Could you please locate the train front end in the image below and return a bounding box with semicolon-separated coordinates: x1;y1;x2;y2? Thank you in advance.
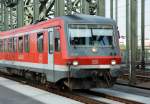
61;15;122;89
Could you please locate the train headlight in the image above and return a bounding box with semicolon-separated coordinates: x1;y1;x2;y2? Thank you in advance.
111;60;116;65
73;61;79;66
92;47;97;53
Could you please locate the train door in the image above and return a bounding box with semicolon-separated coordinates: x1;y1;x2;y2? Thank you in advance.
48;28;55;81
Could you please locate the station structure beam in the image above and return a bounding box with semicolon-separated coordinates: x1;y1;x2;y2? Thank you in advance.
96;0;105;16
4;5;9;30
110;0;113;19
141;0;145;70
24;0;33;24
9;8;13;29
17;0;24;27
33;0;39;21
115;0;118;24
39;0;49;19
81;0;90;14
129;0;138;85
0;2;4;30
126;0;129;67
54;0;65;16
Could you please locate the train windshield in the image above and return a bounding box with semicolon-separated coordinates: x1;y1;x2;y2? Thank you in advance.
69;24;113;47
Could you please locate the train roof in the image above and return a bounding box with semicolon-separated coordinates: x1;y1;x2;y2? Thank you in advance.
0;14;116;36
59;14;116;25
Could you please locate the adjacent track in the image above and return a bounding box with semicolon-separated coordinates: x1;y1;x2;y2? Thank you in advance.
75;90;143;104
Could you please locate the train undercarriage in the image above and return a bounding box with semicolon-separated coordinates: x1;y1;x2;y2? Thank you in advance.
0;67;120;90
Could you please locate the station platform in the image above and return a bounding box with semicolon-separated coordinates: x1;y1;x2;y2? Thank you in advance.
0;77;82;104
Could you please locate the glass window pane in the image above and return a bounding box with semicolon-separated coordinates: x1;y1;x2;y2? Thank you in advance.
8;38;13;52
54;29;60;52
13;37;17;52
37;33;43;53
4;39;7;52
24;35;30;52
0;40;3;52
18;37;23;53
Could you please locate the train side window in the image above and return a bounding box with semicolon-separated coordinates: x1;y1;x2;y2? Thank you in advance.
13;37;17;52
54;29;60;52
8;38;13;52
0;40;3;52
24;35;30;52
18;37;23;53
37;32;43;53
48;28;54;53
4;39;7;52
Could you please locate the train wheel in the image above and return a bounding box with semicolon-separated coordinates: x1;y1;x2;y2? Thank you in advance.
40;74;47;84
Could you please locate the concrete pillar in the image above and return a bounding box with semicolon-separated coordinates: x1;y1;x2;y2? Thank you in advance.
129;0;137;85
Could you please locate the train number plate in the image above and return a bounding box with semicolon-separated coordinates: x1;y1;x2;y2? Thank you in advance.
92;60;99;64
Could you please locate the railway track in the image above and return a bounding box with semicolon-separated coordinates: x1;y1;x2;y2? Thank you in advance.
75;90;143;104
117;73;150;90
116;82;150;90
122;74;150;81
0;72;144;104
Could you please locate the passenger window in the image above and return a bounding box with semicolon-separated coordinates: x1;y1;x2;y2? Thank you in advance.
8;38;13;52
37;32;43;53
0;40;3;52
4;39;7;52
18;37;23;53
48;28;54;53
13;37;17;52
24;35;30;52
54;29;60;52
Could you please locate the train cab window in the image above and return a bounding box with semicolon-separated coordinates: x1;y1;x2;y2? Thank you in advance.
69;24;113;47
37;32;43;53
54;29;60;52
13;37;17;52
18;37;23;53
8;38;13;52
4;39;8;52
0;40;3;52
24;35;30;52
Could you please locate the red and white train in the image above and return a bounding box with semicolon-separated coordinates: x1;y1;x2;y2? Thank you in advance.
0;14;121;89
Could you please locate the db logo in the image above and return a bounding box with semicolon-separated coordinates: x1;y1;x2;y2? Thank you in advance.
39;54;43;63
18;55;24;60
92;60;99;64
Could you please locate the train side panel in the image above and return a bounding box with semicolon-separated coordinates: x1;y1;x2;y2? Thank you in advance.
0;19;67;82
